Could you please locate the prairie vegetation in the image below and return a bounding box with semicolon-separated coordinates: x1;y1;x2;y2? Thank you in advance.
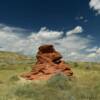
0;51;100;100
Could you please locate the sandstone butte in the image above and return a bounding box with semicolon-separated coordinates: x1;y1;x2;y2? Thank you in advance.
21;44;73;80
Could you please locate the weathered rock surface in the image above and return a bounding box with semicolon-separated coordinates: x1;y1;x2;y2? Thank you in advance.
22;44;73;80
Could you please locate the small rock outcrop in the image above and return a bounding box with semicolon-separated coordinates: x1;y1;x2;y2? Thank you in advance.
22;44;73;80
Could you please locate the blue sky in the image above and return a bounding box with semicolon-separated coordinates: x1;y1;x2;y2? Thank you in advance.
0;0;100;62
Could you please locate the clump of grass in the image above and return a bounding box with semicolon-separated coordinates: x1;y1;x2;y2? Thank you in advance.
14;83;36;98
5;74;73;100
47;73;72;90
0;80;3;84
2;72;100;100
9;75;20;82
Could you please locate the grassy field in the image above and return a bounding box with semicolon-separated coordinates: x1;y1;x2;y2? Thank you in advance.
0;51;100;100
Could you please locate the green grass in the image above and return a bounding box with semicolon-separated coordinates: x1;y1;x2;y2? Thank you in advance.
0;51;100;100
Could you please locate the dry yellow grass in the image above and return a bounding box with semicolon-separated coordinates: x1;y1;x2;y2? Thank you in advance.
0;51;100;100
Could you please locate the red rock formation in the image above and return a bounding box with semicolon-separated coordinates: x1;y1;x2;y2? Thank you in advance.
22;44;73;80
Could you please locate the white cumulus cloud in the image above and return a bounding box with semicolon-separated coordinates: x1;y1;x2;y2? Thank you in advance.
89;0;100;14
96;48;100;54
87;53;97;58
86;46;98;52
66;26;83;36
29;27;63;40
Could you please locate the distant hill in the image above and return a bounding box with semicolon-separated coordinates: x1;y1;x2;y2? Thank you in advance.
0;51;35;70
0;51;32;60
0;51;100;70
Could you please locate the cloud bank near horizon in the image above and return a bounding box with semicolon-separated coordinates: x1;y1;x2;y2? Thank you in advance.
0;24;100;62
